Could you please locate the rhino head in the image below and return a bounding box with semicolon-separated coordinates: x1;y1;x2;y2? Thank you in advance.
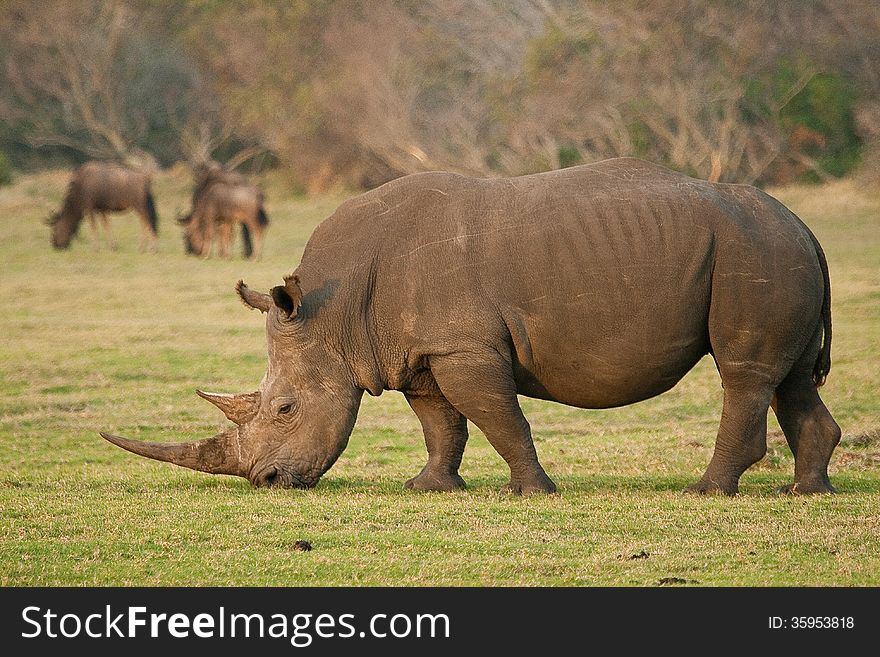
101;275;363;488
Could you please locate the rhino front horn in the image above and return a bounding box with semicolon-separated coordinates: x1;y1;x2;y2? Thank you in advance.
99;429;245;477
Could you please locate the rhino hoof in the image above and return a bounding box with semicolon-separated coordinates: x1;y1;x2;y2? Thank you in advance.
778;480;835;495
684;479;738;496
500;474;557;496
404;470;467;492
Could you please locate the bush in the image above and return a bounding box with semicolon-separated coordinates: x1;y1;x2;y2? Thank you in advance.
557;145;582;169
782;73;862;180
0;150;12;186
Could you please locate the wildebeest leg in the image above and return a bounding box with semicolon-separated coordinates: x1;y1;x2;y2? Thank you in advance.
253;226;265;260
219;222;233;259
686;383;774;495
101;212;117;251
137;214;146;252
87;211;100;249
429;353;556;495
202;220;214;258
404;393;468;491
137;211;157;253
772;361;840;495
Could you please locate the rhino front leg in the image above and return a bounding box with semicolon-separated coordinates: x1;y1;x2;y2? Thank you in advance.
429;352;557;495
404;393;468;492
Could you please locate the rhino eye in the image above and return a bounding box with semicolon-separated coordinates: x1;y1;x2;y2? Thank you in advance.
278;403;294;415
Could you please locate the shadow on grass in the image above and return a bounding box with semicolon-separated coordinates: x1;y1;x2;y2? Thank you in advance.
272;473;868;497
74;470;880;497
314;473;880;496
550;473;880;496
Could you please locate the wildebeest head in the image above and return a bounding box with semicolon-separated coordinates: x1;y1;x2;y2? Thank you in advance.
47;210;76;249
177;211;200;255
100;275;363;488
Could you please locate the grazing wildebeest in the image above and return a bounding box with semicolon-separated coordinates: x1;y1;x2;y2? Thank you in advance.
48;161;159;252
102;158;840;496
180;164;269;259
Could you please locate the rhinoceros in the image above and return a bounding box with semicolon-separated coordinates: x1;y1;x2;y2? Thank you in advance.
101;158;840;495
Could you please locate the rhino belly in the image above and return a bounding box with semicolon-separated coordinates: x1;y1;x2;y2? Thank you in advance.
512;312;711;409
504;223;715;409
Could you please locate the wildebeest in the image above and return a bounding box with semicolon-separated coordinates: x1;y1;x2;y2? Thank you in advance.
102;158;840;496
191;161;246;199
48;161;158;251
179;163;269;259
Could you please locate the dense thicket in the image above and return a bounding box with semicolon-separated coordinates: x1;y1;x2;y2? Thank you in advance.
1;0;877;189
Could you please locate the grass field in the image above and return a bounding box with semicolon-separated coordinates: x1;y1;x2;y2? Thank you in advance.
1;168;878;586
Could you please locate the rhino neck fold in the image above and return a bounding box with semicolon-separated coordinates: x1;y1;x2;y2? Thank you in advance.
295;261;387;397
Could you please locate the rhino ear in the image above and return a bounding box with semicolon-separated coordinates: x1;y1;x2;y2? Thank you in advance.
270;274;303;319
236;280;273;313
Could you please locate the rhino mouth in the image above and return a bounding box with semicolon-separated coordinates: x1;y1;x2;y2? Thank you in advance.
252;465;316;489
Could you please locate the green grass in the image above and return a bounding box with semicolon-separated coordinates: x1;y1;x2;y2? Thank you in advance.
1;170;878;586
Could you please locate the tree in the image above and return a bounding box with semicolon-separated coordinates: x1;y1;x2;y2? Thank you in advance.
1;0;206;167
1;0;876;185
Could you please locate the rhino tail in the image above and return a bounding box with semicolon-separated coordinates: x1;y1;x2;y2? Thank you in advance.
807;228;832;387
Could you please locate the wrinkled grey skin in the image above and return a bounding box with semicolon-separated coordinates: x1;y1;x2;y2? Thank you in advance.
102;158;841;495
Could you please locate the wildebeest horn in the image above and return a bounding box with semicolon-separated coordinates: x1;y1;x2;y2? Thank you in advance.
196;389;260;425
99;428;245;477
236;280;273;313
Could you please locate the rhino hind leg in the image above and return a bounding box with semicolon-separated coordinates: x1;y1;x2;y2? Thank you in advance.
686;383;775;496
772;359;840;495
429;352;557;495
404;393;468;492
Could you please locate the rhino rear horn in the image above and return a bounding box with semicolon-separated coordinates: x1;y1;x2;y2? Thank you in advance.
196;390;260;425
